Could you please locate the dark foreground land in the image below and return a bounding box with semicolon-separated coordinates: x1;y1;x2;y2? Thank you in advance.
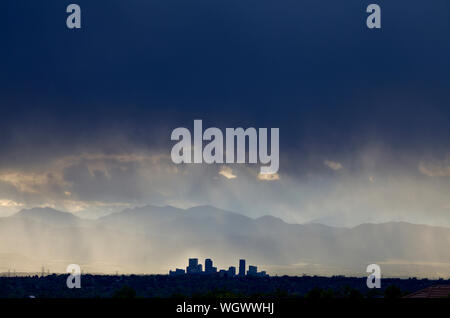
1;275;449;298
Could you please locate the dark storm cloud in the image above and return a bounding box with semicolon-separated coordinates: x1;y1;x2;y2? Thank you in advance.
1;0;449;158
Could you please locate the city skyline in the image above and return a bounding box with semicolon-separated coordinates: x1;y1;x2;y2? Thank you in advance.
170;258;268;278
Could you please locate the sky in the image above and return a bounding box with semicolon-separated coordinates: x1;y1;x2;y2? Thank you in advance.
1;0;450;226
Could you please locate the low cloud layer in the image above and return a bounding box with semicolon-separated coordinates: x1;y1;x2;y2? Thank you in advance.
0;141;450;228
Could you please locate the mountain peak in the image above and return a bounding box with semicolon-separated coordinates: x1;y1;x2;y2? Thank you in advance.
12;207;80;225
256;215;286;224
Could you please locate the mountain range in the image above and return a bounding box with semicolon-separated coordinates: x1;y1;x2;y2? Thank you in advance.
1;205;450;277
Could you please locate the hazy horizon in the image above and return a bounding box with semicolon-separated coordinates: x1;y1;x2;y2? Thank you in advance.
1;205;450;278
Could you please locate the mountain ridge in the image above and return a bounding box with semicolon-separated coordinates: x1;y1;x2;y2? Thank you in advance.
7;205;450;231
2;205;450;276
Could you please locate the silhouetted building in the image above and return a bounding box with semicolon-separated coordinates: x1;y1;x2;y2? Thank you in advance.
169;268;185;276
205;259;212;272
187;258;202;274
239;259;246;276
247;265;257;276
228;266;236;277
204;258;217;274
259;271;268;277
189;258;198;267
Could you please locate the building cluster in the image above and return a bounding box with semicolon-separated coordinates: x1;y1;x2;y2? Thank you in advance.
169;258;269;277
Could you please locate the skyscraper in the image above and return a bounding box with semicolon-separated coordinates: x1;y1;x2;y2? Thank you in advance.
247;265;257;276
187;258;202;274
189;258;198;267
205;258;213;273
239;259;246;276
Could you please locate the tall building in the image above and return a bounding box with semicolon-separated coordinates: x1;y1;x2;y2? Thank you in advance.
247;265;257;276
189;258;198;267
228;266;236;277
239;259;246;276
187;258;202;274
205;258;213;273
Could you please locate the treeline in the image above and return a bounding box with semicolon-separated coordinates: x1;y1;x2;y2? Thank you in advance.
0;274;448;298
